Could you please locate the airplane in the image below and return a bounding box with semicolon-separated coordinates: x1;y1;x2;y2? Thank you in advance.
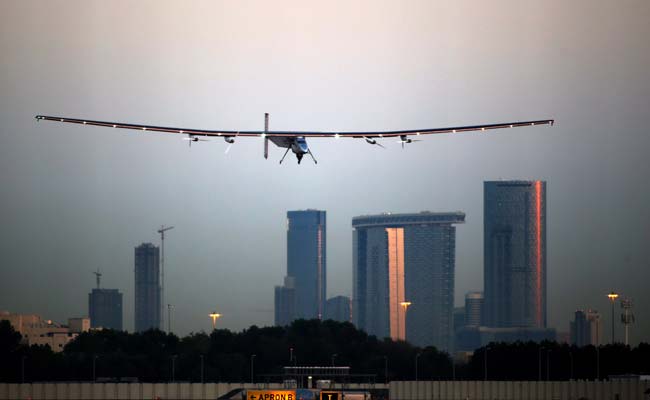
34;113;554;164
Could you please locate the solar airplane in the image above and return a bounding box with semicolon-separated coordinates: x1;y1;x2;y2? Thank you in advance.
35;113;554;164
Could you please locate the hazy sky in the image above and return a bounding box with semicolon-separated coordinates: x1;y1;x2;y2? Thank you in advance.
1;1;649;344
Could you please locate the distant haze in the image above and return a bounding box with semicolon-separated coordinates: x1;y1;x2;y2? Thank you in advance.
1;1;649;344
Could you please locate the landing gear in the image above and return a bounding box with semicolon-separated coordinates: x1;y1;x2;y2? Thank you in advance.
279;147;291;164
307;149;318;164
297;153;303;164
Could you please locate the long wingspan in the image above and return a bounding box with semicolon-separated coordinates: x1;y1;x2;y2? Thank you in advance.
35;115;554;138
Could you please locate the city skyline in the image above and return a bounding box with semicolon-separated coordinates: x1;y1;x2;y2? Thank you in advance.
1;1;649;344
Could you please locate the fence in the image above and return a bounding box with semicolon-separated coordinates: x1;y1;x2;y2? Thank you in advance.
1;380;648;399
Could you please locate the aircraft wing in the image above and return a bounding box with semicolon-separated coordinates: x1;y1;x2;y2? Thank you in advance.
35;115;554;139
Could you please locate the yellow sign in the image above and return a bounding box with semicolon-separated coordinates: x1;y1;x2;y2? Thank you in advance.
247;391;296;400
320;392;340;400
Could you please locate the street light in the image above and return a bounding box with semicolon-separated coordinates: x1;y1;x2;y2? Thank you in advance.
384;356;388;384
251;354;256;384
484;347;489;381
21;356;26;384
331;353;338;367
415;353;421;382
538;346;542;381
92;355;99;382
209;312;222;330
607;292;619;343
400;301;412;340
568;351;573;380
200;354;204;383
171;355;177;382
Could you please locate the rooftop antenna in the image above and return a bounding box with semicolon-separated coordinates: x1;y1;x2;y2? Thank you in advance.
157;225;174;330
92;269;102;289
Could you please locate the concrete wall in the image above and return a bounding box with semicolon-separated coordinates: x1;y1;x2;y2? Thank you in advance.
390;380;650;400
1;381;648;400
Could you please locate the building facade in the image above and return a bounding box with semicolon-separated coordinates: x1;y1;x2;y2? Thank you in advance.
89;288;123;330
287;210;326;320
570;309;602;346
352;212;464;352
0;312;89;352
274;276;296;326
134;243;161;332
483;180;547;329
465;291;484;327
325;296;352;323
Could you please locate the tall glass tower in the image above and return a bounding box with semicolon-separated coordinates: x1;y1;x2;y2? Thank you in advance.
134;243;161;332
287;210;326;320
483;180;547;328
89;288;123;330
352;212;464;352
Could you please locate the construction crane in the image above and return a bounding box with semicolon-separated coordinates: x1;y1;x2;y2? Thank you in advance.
92;269;102;289
157;225;174;331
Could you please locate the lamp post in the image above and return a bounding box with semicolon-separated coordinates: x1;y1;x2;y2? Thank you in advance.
200;355;204;383
21;356;26;384
568;351;573;380
384;356;388;384
92;355;98;382
209;312;221;330
607;292;619;343
596;346;600;380
289;347;293;364
538;347;542;381
331;354;338;367
251;354;256;384
546;349;551;381
484;347;489;381
415;353;421;382
400;301;412;341
171;355;177;382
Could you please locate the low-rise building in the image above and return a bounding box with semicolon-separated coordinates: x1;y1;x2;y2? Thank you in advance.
0;311;90;352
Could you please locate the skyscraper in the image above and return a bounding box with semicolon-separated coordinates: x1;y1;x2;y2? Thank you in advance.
274;276;296;326
483;180;546;328
134;243;161;332
287;210;326;320
89;288;123;330
352;212;464;351
325;296;352;323
464;291;484;327
570;309;602;346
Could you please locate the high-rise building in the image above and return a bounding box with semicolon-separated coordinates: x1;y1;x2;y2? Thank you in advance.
352;212;464;352
287;210;326;320
325;296;352;323
89;288;123;330
483;180;546;328
274;276;296;326
570;309;602;346
465;291;484;327
134;243;161;332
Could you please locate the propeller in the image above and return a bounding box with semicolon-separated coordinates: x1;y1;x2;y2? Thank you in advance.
364;137;385;149
223;136;236;154
397;135;422;149
183;135;209;147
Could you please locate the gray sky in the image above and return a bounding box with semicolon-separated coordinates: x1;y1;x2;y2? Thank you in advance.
1;1;649;344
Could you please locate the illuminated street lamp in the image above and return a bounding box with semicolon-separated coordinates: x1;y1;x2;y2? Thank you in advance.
400;301;412;340
209;312;222;330
607;292;619;343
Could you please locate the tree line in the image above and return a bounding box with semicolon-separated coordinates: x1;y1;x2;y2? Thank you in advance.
1;319;649;382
